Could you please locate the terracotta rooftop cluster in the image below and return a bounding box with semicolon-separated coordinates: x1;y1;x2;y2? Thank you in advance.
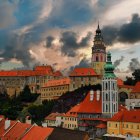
0;116;53;140
0;65;62;77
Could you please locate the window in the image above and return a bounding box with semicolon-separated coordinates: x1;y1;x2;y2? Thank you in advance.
116;124;117;128
137;125;139;129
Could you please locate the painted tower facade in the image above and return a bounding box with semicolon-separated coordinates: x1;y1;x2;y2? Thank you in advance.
91;23;106;75
102;52;118;118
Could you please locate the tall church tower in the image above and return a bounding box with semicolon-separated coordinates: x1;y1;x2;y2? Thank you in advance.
102;52;118;118
91;23;106;75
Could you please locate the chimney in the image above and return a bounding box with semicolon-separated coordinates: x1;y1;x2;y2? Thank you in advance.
5;119;11;130
25;116;31;124
96;90;100;101
90;90;94;101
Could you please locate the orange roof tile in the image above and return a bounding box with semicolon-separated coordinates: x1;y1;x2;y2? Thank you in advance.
110;110;140;123
0;119;17;137
131;81;140;93
69;68;98;77
117;78;124;86
65;104;81;117
78;91;102;114
22;126;53;140
0;65;55;77
43;78;70;88
2;122;31;140
118;105;127;112
53;71;63;77
96;123;107;128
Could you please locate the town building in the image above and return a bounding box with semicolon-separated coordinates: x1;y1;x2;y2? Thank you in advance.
44;112;64;127
41;78;70;101
125;81;140;110
91;23;106;75
77;90;107;139
62;104;80;130
105;110;140;140
0;65;63;97
69;67;101;91
102;52;118;118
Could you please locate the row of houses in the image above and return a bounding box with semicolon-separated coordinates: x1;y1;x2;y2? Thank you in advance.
0;115;90;140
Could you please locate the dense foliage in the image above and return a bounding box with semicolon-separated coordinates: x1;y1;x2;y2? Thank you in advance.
124;69;140;85
0;85;40;120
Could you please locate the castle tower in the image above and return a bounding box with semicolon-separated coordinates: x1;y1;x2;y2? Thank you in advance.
91;23;106;75
102;52;118;118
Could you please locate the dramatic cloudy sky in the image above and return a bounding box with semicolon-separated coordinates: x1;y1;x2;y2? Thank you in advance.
0;0;140;79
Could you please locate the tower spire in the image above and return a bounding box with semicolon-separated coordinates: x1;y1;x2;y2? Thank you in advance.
98;21;100;29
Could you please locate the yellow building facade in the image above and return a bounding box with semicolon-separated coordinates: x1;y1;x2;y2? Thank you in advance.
41;78;70;101
106;110;140;139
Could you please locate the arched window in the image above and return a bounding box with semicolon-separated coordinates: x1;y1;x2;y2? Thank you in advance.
96;55;99;62
106;104;108;112
106;93;108;100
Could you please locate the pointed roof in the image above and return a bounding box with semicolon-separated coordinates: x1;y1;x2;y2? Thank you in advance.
22;126;53;140
131;81;140;93
110;110;140;123
78;91;102;114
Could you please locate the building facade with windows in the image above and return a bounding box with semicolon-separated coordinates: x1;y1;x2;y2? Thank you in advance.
41;78;70;101
69;68;101;91
106;110;140;140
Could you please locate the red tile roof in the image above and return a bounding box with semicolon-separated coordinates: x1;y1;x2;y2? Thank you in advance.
131;81;140;93
53;71;63;77
78;91;102;114
69;68;98;77
45;113;64;121
2;122;31;140
95;123;107;128
42;78;70;88
118;105;127;112
0;119;17;137
117;78;124;86
65;104;80;117
22;126;53;140
110;110;140;123
0;65;55;77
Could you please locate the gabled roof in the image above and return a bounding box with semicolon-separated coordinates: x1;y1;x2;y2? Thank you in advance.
65;104;80;117
0;119;17;137
42;78;70;88
69;68;98;77
110;110;140;123
22;126;53;140
2;122;31;140
78;91;102;114
131;81;140;93
53;71;63;77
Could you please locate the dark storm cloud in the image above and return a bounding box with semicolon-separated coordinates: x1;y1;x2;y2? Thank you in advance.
69;57;90;72
102;13;140;45
0;34;33;67
114;56;124;68
46;36;54;48
128;58;140;71
60;31;92;57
